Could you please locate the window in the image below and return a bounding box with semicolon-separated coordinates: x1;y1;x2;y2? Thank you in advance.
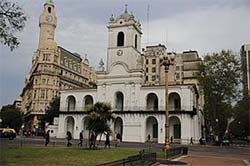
34;90;37;99
152;67;156;72
117;32;124;46
152;59;156;64
135;34;137;49
152;75;156;81
146;67;148;72
43;54;50;61
146;59;149;64
176;66;180;70
42;79;46;84
54;56;58;63
48;7;51;13
146;76;148;81
40;90;45;99
176;73;180;79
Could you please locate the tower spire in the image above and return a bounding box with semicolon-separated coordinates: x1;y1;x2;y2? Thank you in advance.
125;4;128;13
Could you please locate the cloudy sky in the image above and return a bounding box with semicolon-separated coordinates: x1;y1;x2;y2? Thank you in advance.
0;0;249;106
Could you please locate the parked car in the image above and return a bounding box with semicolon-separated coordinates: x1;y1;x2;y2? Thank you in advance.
0;128;16;139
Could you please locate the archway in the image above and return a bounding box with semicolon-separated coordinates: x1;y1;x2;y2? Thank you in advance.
114;117;123;141
169;116;181;143
146;93;158;111
83;95;94;111
115;92;124;111
65;116;75;137
169;93;181;111
146;116;158;142
66;95;76;111
82;116;90;139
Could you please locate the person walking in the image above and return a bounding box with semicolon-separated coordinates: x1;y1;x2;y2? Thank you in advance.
116;133;121;147
44;130;50;146
66;131;72;147
78;131;83;147
105;133;110;148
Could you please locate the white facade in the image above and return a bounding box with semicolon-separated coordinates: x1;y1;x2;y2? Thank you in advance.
56;6;203;144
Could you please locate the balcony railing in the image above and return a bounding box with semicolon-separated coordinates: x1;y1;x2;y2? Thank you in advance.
59;106;197;115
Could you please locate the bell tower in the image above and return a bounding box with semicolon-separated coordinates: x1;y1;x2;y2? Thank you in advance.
38;0;57;49
107;5;142;71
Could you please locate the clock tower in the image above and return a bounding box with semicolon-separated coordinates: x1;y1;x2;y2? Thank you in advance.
38;0;57;49
107;5;142;71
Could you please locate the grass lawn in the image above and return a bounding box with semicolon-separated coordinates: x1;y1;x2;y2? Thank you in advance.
0;146;138;166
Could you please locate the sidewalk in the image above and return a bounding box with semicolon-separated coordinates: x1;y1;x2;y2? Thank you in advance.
159;151;250;166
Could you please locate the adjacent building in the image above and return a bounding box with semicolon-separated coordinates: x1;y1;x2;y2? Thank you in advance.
19;0;96;130
241;44;250;97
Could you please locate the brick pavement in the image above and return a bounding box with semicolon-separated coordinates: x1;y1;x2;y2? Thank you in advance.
171;151;249;166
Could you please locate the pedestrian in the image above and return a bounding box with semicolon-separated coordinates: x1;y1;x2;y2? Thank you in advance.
190;137;193;145
147;134;151;142
105;133;110;148
66;131;72;147
78;131;83;147
170;136;173;143
116;133;121;147
44;130;50;146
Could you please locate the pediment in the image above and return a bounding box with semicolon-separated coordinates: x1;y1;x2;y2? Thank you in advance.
109;62;129;76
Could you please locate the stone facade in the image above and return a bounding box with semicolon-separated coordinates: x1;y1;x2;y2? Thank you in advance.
241;44;250;97
57;5;204;144
20;1;96;130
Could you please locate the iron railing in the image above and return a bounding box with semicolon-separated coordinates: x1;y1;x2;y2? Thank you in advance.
96;150;156;166
165;147;188;159
60;106;194;112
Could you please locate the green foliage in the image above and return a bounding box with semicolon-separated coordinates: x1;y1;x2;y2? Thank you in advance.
0;104;23;132
229;96;250;137
85;102;115;148
198;50;241;137
44;97;60;125
0;0;27;51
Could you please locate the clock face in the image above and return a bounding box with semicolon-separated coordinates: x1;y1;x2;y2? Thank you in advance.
117;49;123;56
46;15;53;22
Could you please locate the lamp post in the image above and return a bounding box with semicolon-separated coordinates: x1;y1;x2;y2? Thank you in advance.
160;52;175;149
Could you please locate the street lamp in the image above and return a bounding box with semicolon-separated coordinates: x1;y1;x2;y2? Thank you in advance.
160;52;175;149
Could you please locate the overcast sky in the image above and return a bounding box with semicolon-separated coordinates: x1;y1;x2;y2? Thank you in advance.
0;0;249;106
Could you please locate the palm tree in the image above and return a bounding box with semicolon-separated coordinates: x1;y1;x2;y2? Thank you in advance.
85;102;115;148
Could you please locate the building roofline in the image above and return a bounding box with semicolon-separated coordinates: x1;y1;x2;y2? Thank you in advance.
58;46;82;60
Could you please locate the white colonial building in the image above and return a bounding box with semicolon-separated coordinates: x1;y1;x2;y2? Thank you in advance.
56;6;204;144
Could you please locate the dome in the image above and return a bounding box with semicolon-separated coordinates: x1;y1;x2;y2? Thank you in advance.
116;4;135;22
45;0;54;5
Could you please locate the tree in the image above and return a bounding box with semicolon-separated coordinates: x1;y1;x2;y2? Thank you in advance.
229;96;250;138
85;102;115;148
0;104;23;132
0;0;27;51
44;97;60;125
198;50;241;138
